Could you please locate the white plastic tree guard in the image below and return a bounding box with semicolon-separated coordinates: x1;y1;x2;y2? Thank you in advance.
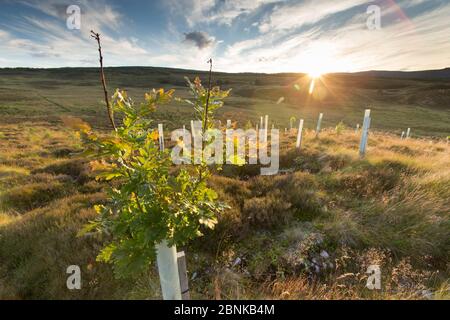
296;119;304;149
156;240;182;300
156;126;182;300
359;109;371;157
158;123;165;151
315;113;323;137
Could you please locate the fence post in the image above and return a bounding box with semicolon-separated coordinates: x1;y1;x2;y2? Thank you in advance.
359;109;371;157
355;123;360;133
296;119;304;149
406;127;411;139
156;240;182;300
177;251;190;300
401;131;405;139
227;119;232;128
315;113;323;137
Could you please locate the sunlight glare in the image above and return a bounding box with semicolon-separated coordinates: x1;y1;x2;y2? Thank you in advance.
308;78;315;94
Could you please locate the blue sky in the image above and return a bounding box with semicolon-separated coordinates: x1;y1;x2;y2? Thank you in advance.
0;0;449;73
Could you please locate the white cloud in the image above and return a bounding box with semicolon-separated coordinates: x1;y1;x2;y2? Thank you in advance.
258;0;369;33
0;0;151;67
19;0;123;32
0;29;10;39
216;1;450;73
1;0;449;73
166;0;279;26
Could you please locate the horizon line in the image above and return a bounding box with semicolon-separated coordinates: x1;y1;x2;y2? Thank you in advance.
0;65;449;76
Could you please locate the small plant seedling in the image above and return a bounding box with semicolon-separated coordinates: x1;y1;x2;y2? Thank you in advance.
335;121;346;135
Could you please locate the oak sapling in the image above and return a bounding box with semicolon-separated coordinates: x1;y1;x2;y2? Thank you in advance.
76;87;229;278
74;36;229;279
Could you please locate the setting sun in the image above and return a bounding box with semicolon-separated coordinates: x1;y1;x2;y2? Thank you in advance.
308;70;322;79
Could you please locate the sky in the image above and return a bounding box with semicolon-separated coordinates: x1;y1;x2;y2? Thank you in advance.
0;0;449;73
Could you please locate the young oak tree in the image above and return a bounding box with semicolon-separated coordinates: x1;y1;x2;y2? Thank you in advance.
76;33;230;278
77;84;229;278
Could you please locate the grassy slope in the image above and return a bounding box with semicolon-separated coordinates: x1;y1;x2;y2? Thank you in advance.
0;68;449;136
0;120;448;299
0;68;449;299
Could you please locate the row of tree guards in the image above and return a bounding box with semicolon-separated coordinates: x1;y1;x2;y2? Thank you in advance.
158;109;380;159
154;109;385;300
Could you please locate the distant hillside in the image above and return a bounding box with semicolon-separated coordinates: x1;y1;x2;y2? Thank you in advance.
349;68;450;80
2;66;450;80
0;66;449;137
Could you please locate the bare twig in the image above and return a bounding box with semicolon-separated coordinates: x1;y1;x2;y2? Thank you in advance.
90;30;116;131
199;58;213;183
90;31;145;214
202;58;213;133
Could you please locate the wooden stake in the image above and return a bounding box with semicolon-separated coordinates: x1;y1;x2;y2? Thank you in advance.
264;115;268;142
177;251;190;300
190;120;196;139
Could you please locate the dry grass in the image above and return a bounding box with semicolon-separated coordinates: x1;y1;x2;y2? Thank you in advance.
0;123;448;299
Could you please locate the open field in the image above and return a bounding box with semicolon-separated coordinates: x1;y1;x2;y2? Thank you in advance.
0;67;449;299
0;67;449;136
